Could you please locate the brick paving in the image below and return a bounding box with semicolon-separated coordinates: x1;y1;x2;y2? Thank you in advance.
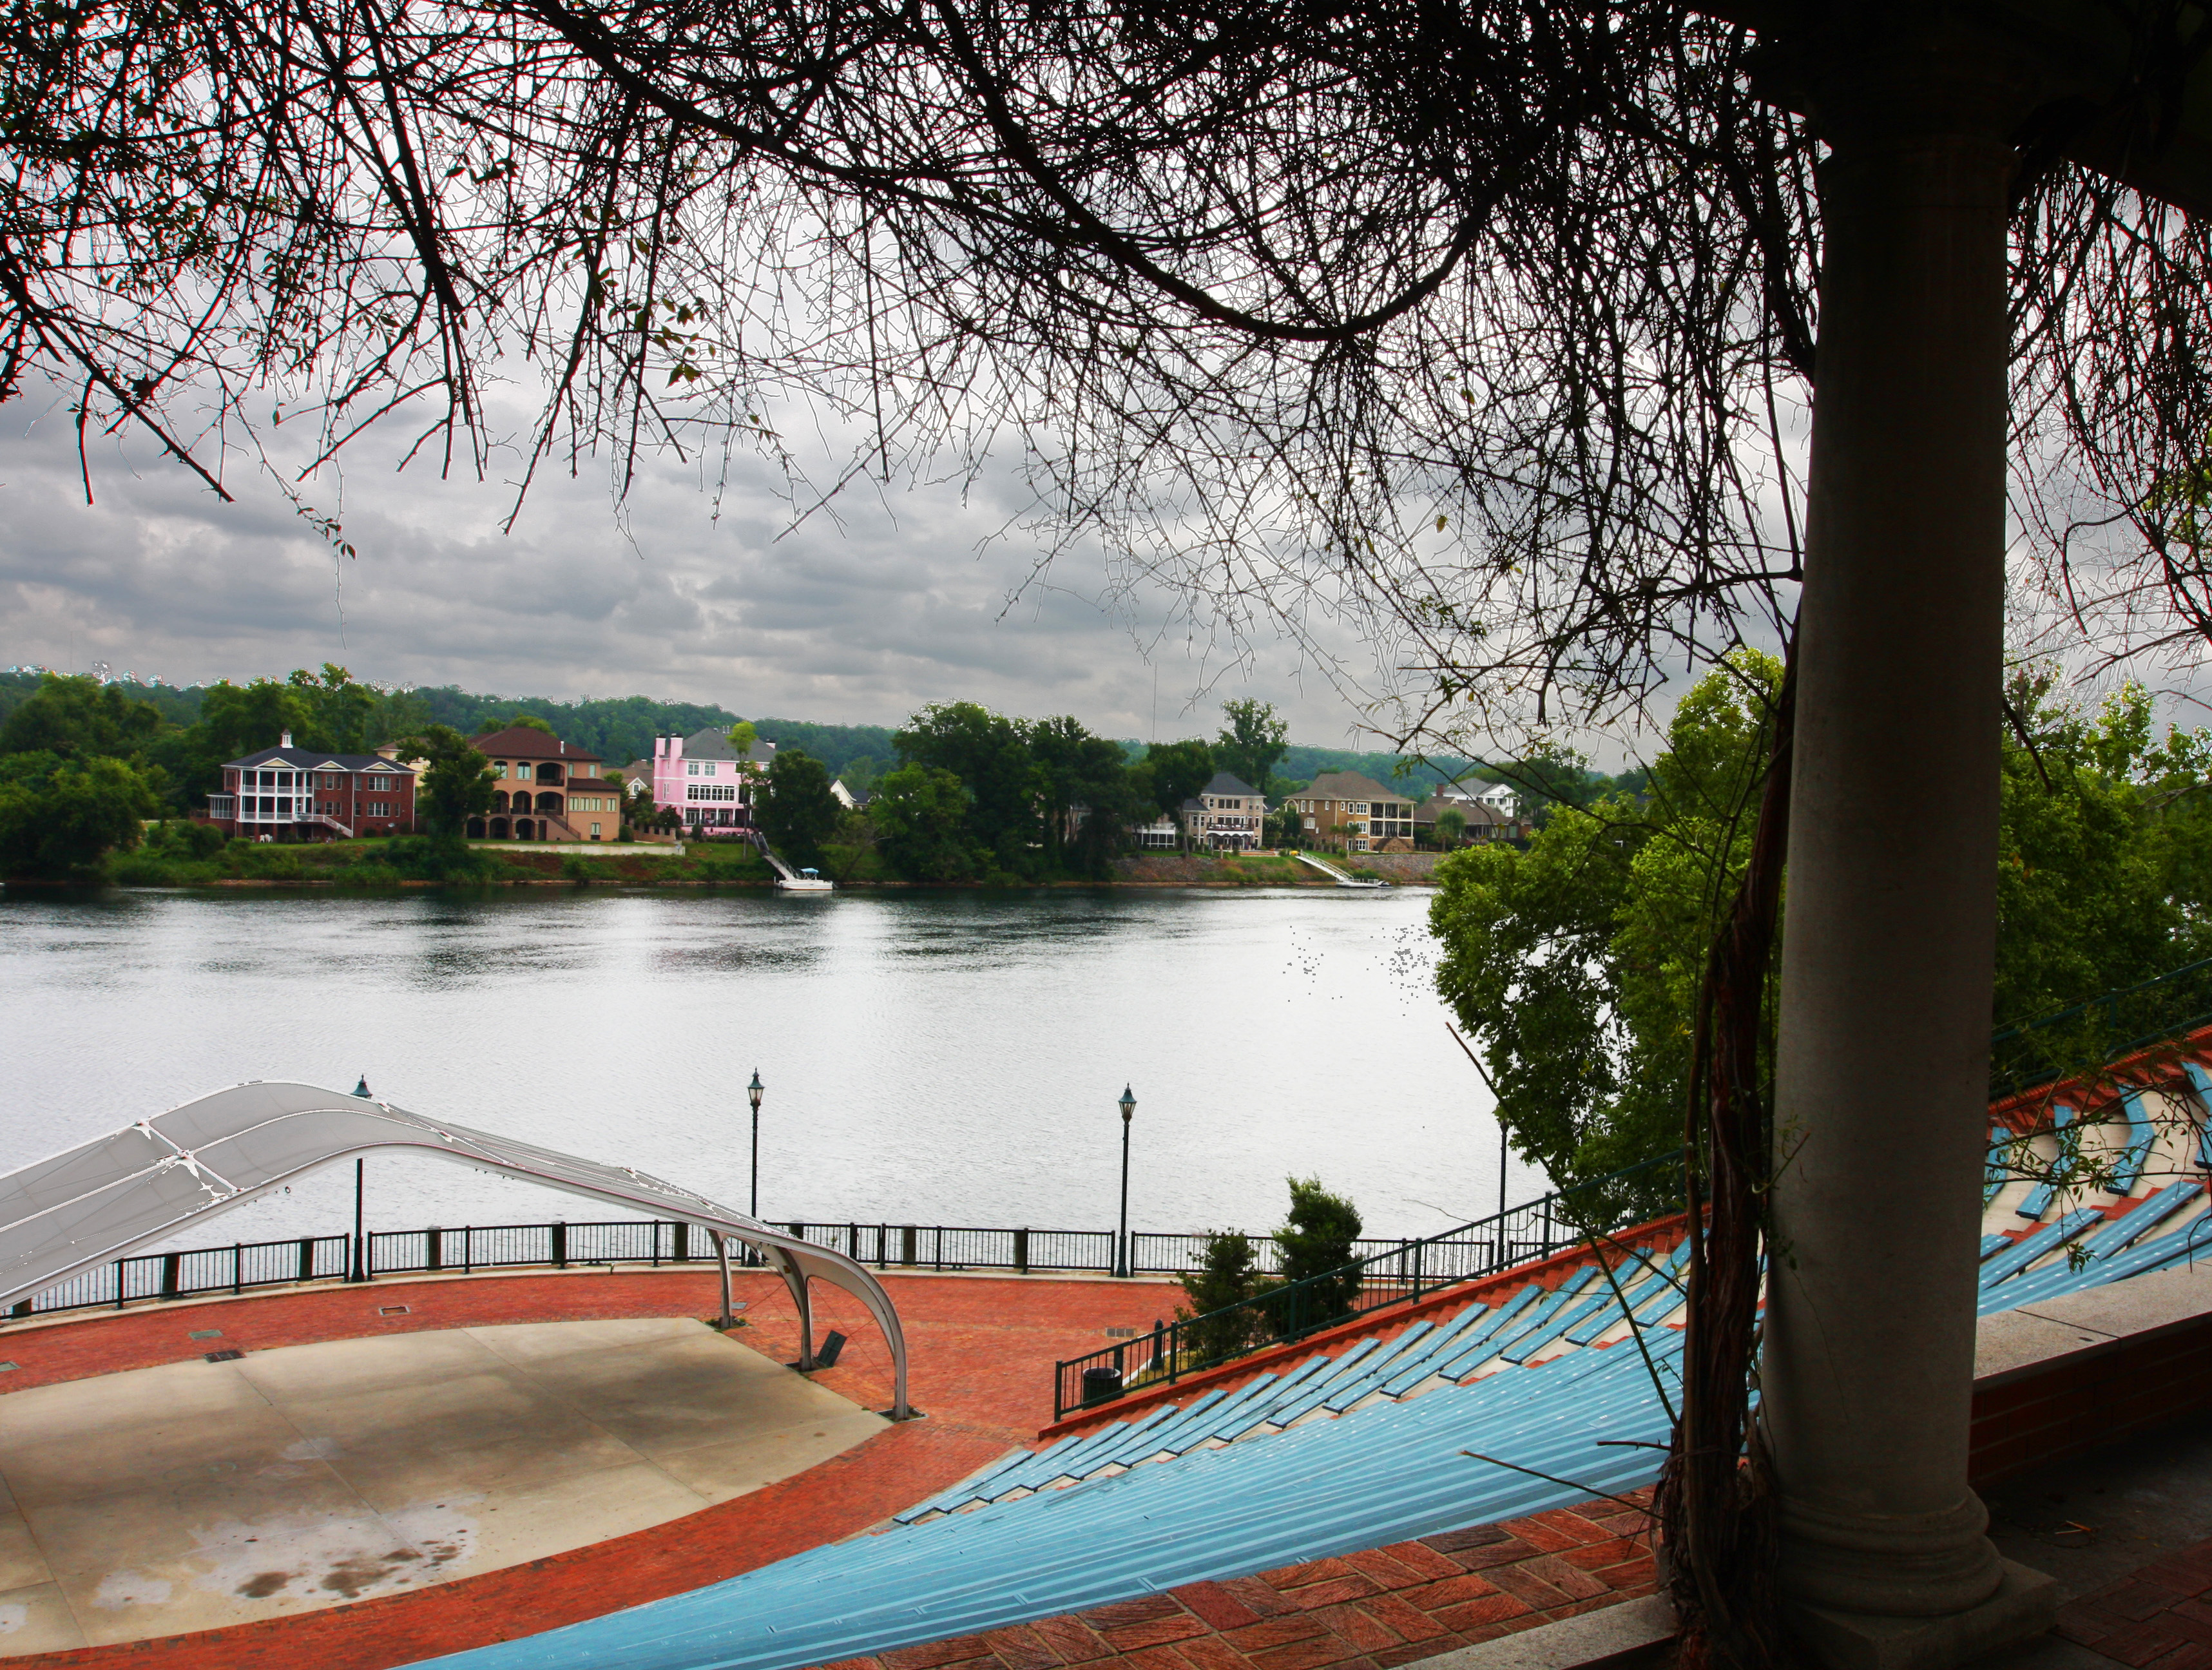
814;1500;1657;1670
2055;1539;2212;1670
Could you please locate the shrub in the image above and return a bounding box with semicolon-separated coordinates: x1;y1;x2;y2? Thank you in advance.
1175;1231;1265;1364
1264;1177;1365;1335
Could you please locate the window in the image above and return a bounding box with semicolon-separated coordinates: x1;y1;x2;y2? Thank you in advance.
368;801;390;818
516;763;533;780
493;762;508;778
209;796;235;819
688;761;700;776
590;823;602;840
687;783;737;802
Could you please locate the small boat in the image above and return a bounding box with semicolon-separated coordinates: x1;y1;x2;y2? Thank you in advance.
778;866;834;894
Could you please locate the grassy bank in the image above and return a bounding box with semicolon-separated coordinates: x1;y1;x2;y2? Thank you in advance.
102;836;782;888
76;838;1419;890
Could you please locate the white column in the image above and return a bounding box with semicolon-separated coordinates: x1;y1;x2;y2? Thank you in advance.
1762;31;2056;1670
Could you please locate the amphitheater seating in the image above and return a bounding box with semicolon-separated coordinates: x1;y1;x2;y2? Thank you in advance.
2109;1093;2157;1196
2015;1103;2076;1219
431;1300;1688;1670
2189;1065;2212;1168
1977;1207;2100;1285
430;1085;2212;1670
892;1243;1688;1526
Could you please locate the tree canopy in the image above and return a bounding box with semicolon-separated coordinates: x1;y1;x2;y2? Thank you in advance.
401;725;498;843
1431;653;2212;1196
756;748;840;867
0;752;160;879
1215;701;1289;796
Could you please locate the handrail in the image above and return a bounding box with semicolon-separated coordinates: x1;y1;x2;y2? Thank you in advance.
8;1210;1497;1321
1051;1149;1686;1419
1989;956;2212;1097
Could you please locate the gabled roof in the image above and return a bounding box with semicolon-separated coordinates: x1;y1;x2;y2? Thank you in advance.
1301;770;1405;803
1199;772;1262;799
1414;796;1505;823
680;727;776;765
472;726;599;762
222;746;416;774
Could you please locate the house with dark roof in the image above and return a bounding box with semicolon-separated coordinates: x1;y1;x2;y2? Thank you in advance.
202;732;418;841
1283;770;1414;852
1412;794;1514;847
466;726;626;843
1188;771;1267;850
648;727;776;835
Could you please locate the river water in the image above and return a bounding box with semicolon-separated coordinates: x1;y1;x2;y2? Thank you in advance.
0;887;1540;1249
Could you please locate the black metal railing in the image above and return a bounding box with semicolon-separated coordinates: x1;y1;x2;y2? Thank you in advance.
5;1189;1678;1336
1051;1151;1685;1420
6;1234;352;1319
2;1215;1133;1319
1989;955;2212;1100
776;1222;1117;1272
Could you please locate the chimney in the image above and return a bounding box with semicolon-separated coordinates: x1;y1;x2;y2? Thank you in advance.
280;729;293;749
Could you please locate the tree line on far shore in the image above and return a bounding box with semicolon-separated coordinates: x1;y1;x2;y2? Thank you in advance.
0;663;1630;882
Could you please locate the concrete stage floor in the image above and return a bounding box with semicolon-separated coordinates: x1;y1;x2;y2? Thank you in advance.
0;1315;886;1655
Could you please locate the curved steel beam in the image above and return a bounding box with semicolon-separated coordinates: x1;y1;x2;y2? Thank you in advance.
0;1082;909;1417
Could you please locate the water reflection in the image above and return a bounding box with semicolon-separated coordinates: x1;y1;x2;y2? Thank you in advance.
0;887;1546;1247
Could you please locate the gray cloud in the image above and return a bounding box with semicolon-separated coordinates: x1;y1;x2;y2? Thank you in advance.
0;386;1380;745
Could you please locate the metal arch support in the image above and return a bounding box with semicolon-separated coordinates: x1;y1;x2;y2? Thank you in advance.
766;1246;816;1371
709;1229;735;1330
0;1081;912;1420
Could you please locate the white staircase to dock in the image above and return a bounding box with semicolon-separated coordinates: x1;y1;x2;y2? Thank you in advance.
1294;851;1389;888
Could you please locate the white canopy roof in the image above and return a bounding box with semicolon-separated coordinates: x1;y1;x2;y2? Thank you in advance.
0;1081;909;1416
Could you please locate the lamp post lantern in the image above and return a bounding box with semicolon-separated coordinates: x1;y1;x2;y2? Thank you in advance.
747;1069;764;1218
1115;1084;1136;1278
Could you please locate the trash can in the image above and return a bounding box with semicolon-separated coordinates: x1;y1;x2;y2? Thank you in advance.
1081;1365;1124;1406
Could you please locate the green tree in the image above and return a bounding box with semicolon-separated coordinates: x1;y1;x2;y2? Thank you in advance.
1434;806;1468;849
895;702;1043;874
287;664;383;753
1132;740;1215;844
0;675;168;760
727;720;759;754
1430;651;1782;1195
1269;1178;1364;1331
1432;655;2212;1200
756;748;842;867
870;763;977;881
1175;1232;1264;1363
399;725;497;844
1028;715;1134;874
0;753;162;879
1215;700;1289;795
191;680;310;760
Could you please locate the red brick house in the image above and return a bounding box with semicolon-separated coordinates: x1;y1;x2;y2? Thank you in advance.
201;732;419;840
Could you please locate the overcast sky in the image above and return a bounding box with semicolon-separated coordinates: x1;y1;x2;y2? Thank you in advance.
0;381;1419;752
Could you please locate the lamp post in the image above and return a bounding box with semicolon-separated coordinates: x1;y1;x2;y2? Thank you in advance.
1115;1084;1136;1278
351;1074;370;1282
746;1069;765;1267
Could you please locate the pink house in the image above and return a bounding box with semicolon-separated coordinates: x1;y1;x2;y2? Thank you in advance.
651;729;776;836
